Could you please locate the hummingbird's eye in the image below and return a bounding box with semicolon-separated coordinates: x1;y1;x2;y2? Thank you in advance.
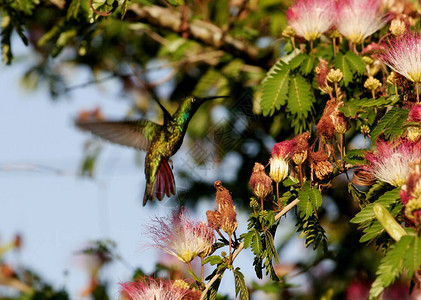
192;97;198;103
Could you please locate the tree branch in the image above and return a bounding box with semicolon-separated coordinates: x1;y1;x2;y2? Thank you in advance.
128;4;261;66
199;198;300;300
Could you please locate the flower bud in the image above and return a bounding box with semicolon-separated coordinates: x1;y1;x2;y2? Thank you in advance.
360;125;370;136
364;76;382;93
390;19;406;37
330;109;349;134
249;163;273;199
386;71;396;85
282;26;296;38
269;157;289;183
326;69;343;83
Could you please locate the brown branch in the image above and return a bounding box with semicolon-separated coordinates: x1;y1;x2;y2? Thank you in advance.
128;4;261;65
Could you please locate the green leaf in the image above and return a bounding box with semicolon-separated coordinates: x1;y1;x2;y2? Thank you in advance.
351;189;401;225
369;236;413;299
339;101;359;118
67;0;82;19
287;74;314;118
203;277;222;300
298;183;313;220
288;53;308;70
265;231;280;265
261;65;291;116
334;53;353;86
251;232;263;256
309;185;322;210
366;181;394;203
344;149;366;165
121;0;129;19
402;235;421;277
203;255;223;265
299;55;315;75
242;229;257;249
345;51;365;75
233;268;249;300
371;107;409;142
296;215;327;252
1;17;13;64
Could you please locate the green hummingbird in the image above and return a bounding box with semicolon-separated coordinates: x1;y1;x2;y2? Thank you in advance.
76;96;227;206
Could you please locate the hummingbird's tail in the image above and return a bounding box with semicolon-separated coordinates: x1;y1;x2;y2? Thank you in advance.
143;158;176;206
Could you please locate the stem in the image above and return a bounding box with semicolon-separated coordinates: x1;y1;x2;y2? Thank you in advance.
201;256;204;283
332;38;336;57
199;198;301;300
339;133;344;165
298;164;303;185
276;182;280;209
416;82;419;103
229;234;232;264
260;197;264;210
371;89;376;99
310;40;314;54
394;84;398;96
291;37;296;52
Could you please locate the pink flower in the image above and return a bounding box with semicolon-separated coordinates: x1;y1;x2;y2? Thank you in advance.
364;139;421;186
286;0;336;41
269;140;294;183
335;0;389;44
381;31;421;83
400;161;421;225
408;104;421;122
121;277;199;300
147;210;215;263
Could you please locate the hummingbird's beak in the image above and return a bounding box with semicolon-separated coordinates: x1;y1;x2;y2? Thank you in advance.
200;95;230;101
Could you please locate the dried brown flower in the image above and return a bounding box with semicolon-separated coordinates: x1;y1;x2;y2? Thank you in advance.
249;163;273;200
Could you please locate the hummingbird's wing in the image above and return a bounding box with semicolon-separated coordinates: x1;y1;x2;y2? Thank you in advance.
76;120;161;151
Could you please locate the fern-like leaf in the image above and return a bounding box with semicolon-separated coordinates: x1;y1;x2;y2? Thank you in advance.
334;53;353;86
369;236;413;299
345;51;365;75
261;65;291;116
233;268;249;300
371;107;409;142
299;55;315;75
287;74;314;118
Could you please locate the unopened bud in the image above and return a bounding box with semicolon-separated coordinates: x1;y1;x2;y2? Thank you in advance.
387;72;396;85
360;125;370;136
329;30;341;39
406;126;421;142
282;26;296;38
269;157;289;183
331;110;349;134
390;19;406;36
250;198;259;209
362;56;374;65
364;76;382;93
326;69;343;83
249;163;273;199
173;280;190;290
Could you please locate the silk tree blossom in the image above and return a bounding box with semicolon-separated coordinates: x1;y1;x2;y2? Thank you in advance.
147;211;215;264
364;140;421;187
269;140;294;183
381;31;421;102
286;0;336;42
120;277;200;300
400;161;421;225
335;0;389;44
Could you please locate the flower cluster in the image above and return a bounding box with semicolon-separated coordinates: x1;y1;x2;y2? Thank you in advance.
400;160;421;226
121;277;200;300
147;210;215;263
364;139;421;187
335;0;388;45
287;0;388;45
286;0;336;42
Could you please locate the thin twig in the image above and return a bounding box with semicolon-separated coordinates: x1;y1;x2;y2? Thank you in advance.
199;198;300;300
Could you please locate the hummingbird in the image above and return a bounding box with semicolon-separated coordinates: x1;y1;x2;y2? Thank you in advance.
76;96;228;206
